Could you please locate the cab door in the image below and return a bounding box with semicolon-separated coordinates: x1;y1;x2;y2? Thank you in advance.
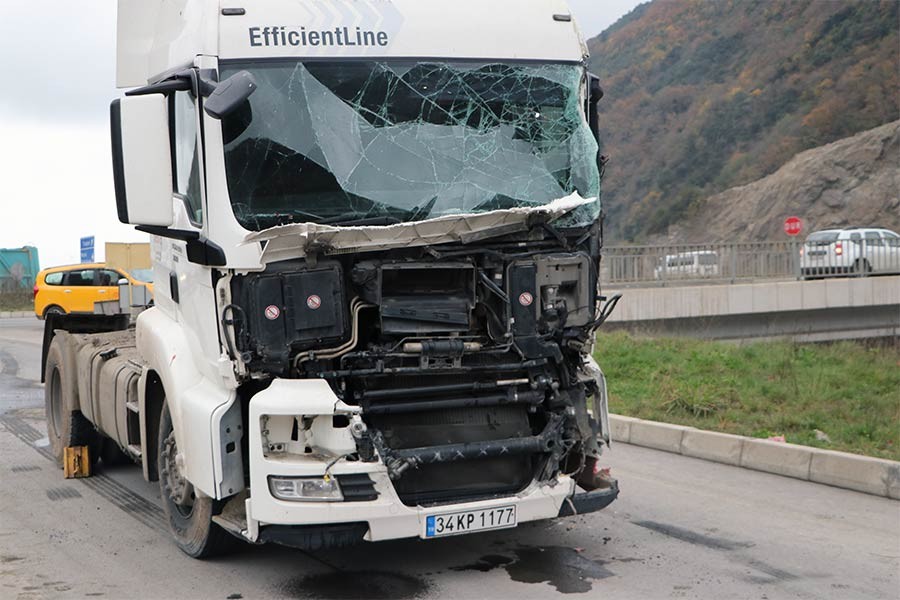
61;269;98;313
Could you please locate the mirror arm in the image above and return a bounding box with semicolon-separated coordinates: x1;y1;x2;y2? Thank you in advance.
195;69;218;98
125;69;194;97
135;225;199;242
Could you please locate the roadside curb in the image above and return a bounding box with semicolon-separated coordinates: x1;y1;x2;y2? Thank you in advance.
0;311;30;319
610;414;900;499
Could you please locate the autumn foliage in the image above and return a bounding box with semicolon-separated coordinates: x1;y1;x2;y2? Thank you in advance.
588;0;899;240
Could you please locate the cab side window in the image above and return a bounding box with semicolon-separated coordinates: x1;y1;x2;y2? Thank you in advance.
44;272;64;285
173;91;203;225
64;270;96;286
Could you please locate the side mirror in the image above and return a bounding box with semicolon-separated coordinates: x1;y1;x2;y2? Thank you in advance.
204;71;257;119
110;95;174;226
588;73;603;143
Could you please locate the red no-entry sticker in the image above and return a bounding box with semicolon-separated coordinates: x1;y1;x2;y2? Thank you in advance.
264;305;280;320
307;294;322;310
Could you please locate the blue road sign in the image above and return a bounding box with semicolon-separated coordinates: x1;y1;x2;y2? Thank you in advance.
80;236;95;263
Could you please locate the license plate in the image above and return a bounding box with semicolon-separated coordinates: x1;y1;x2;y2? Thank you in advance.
424;505;517;538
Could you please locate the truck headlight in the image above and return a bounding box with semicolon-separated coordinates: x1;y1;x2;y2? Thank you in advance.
268;476;343;501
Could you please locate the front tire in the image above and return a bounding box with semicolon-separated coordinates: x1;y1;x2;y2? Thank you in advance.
158;402;237;558
44;336;100;467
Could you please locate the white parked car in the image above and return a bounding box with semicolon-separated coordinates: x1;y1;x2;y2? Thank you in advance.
654;250;719;280
800;228;900;277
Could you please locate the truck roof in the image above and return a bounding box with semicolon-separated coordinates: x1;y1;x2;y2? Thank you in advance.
118;0;587;88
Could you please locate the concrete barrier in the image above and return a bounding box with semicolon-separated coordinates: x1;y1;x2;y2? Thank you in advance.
629;420;687;453
609;415;638;444
609;414;900;499
681;429;744;466
809;450;900;499
740;438;813;480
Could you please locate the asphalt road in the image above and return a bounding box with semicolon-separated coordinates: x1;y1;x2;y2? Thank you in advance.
1;317;898;599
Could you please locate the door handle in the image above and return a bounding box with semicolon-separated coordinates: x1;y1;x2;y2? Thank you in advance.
98;290;107;294
64;289;72;293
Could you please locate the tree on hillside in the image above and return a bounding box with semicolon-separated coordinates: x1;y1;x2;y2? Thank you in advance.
589;0;899;241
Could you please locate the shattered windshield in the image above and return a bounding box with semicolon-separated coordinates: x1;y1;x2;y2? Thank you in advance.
220;61;600;230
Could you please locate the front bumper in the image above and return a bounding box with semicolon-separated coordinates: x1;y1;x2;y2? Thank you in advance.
245;378;617;547
247;466;579;544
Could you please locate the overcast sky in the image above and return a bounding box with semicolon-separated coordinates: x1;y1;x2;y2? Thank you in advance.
0;0;645;268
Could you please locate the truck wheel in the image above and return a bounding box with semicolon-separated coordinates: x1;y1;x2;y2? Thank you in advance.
44;337;100;467
158;402;237;558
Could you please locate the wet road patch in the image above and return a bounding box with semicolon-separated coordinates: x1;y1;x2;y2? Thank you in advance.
504;546;614;594
449;545;614;594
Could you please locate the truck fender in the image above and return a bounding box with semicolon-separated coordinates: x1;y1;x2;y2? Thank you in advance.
135;307;239;499
138;369;165;482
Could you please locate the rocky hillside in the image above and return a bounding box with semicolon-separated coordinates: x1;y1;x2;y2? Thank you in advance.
588;0;899;241
667;120;900;242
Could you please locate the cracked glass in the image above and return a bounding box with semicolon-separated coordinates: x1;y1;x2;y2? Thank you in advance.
221;61;600;231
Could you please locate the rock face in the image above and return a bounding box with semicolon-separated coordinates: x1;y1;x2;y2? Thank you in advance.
668;121;900;242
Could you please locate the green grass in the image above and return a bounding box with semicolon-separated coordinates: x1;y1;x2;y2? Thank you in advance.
594;332;900;461
0;291;32;312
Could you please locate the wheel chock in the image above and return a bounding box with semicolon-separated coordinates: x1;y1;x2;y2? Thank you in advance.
63;446;91;478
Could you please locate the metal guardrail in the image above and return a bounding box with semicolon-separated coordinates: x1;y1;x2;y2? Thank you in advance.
602;241;900;286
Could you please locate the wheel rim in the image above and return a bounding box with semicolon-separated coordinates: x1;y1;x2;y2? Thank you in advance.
161;429;195;518
48;367;63;438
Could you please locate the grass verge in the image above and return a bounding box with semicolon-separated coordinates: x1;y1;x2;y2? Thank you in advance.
594;332;900;461
0;291;32;313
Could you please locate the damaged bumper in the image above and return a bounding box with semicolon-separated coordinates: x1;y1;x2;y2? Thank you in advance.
243;378;615;546
557;479;620;517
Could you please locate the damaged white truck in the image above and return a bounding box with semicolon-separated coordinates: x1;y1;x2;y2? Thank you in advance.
43;0;620;557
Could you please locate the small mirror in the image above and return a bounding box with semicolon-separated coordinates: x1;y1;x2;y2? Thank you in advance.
117;278;129;286
588;73;603;146
204;71;257;119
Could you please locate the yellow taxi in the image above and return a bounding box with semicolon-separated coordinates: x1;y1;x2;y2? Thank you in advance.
33;263;154;319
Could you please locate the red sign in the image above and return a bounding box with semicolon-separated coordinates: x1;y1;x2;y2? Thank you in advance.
784;216;803;236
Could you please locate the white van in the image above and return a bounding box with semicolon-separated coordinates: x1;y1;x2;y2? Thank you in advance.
654;251;719;280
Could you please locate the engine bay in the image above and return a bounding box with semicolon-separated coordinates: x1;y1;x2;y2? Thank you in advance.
226;222;611;504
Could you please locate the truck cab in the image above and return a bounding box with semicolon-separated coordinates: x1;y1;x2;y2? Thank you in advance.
44;0;617;557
